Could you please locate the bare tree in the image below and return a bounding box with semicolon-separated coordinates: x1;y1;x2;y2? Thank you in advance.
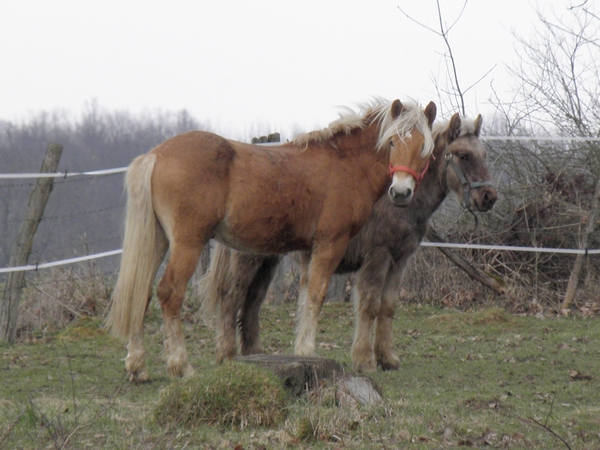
488;3;600;309
397;0;495;116
503;3;599;138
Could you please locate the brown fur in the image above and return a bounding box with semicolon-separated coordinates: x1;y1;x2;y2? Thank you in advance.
198;113;498;371
107;99;437;380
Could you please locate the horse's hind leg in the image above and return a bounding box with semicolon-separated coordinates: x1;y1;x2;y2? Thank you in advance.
374;260;408;371
126;227;168;382
239;255;281;355
351;247;392;373
157;241;204;378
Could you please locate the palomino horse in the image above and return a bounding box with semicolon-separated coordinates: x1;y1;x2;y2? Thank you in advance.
107;98;437;381
199;113;497;371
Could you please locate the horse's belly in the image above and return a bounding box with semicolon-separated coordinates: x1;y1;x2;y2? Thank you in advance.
214;218;313;255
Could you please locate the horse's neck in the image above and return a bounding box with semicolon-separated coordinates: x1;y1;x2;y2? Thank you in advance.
335;125;390;193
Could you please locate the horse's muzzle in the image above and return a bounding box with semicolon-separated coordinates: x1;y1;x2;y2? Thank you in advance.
473;186;498;212
388;185;413;207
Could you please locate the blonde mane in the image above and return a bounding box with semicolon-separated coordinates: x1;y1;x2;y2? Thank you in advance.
293;98;434;157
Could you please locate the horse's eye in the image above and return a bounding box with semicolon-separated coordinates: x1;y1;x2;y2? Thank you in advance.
389;138;394;147
459;154;469;161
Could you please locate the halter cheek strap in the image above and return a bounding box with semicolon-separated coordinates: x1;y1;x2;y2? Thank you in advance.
444;150;495;231
445;152;494;209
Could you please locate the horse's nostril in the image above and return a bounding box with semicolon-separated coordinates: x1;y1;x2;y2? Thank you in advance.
482;190;498;209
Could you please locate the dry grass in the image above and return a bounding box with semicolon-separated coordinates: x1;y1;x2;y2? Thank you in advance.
15;263;114;341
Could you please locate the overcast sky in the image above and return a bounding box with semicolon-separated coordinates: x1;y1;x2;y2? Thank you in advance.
0;0;578;141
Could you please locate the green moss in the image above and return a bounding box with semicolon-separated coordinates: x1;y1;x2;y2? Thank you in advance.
152;361;288;429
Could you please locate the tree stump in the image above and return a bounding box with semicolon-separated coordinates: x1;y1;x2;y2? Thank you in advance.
235;354;383;406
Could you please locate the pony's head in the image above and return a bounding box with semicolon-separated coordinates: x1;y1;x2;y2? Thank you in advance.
433;113;497;212
292;98;436;207
373;99;436;206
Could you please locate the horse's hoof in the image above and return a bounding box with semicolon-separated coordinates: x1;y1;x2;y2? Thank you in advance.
294;345;316;357
216;348;237;365
378;358;400;371
240;345;263;356
353;359;377;373
182;364;196;378
167;362;195;379
130;369;150;383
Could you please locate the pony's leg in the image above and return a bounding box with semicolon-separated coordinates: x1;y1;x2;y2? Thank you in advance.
157;241;204;378
126;227;168;382
126;331;147;381
375;259;409;371
295;243;347;356
214;287;240;364
214;250;249;364
240;255;281;355
125;293;152;382
215;253;271;363
351;247;392;373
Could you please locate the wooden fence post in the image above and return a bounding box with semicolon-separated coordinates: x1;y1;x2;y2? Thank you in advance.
562;177;600;311
0;143;63;342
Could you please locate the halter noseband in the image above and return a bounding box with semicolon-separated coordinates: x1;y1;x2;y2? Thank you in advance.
445;150;494;230
389;159;430;187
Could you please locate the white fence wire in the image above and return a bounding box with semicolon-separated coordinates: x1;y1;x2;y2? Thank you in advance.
1;134;599;274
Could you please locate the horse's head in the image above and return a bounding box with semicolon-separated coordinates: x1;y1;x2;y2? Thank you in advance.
439;113;497;212
385;100;436;207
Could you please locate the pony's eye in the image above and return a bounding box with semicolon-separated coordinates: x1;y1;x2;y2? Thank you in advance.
389;138;394;147
459;154;469;161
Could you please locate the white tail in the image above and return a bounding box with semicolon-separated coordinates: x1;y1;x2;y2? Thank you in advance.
107;153;160;341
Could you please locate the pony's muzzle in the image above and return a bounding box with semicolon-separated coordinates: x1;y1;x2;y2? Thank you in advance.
388;174;415;207
474;186;498;212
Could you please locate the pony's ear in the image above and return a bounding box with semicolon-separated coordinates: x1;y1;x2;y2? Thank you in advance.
391;99;404;119
424;101;437;127
448;113;461;141
473;114;483;137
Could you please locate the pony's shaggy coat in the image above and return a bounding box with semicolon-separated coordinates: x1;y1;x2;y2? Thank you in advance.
199;113;498;371
107;99;436;380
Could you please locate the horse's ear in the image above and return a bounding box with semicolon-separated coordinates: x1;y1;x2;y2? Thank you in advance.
473;114;483;137
448;113;461;141
391;99;404;119
424;101;437;127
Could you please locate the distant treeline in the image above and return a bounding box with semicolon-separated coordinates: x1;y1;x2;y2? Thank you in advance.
0;105;206;269
1;105;599;309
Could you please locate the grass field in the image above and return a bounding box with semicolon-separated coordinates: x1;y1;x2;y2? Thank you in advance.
1;300;599;449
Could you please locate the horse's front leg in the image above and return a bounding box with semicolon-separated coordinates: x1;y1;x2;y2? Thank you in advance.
294;242;347;356
351;247;392;372
374;258;409;370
